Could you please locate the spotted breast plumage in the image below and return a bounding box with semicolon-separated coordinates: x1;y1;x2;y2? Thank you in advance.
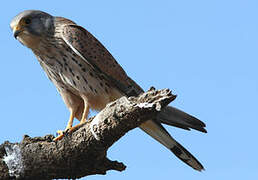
10;10;207;171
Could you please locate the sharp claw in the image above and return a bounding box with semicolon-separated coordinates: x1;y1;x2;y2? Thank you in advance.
56;130;64;136
54;128;72;141
53;122;86;141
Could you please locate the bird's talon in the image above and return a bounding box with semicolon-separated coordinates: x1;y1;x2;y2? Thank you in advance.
56;130;64;136
53;134;65;141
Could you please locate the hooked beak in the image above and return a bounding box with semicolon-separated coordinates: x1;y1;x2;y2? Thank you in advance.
14;30;22;39
12;25;23;39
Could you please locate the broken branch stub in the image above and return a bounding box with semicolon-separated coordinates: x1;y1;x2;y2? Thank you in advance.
0;88;175;179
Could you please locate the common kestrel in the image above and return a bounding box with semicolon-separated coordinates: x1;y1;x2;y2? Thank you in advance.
10;10;206;171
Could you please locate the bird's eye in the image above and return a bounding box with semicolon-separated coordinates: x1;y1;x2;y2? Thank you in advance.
24;18;31;25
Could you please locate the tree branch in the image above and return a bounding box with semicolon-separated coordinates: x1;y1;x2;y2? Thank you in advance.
0;88;176;180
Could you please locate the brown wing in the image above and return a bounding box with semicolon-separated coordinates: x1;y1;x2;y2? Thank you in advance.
57;18;205;171
60;22;143;96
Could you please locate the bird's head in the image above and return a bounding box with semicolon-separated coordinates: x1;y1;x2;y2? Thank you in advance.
10;10;54;49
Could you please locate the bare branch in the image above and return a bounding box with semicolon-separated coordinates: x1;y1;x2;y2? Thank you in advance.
0;88;176;180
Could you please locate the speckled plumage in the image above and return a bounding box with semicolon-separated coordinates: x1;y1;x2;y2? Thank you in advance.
10;10;206;171
30;16;141;115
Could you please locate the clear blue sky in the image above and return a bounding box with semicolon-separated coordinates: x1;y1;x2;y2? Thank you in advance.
0;0;257;179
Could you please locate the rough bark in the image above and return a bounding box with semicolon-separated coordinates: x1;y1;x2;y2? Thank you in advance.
0;88;176;180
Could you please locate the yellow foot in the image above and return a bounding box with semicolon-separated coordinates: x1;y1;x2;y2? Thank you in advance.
67;121;87;133
53;122;87;141
53;133;65;141
53;128;69;141
56;130;64;136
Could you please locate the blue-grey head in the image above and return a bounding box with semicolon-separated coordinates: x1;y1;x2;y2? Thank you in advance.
10;10;54;48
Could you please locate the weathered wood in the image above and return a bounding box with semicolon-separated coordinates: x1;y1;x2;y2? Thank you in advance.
0;88;175;179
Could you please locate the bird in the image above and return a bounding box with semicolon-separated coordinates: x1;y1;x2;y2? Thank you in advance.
10;10;207;171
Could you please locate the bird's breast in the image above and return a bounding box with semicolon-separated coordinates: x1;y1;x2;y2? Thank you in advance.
36;44;123;111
